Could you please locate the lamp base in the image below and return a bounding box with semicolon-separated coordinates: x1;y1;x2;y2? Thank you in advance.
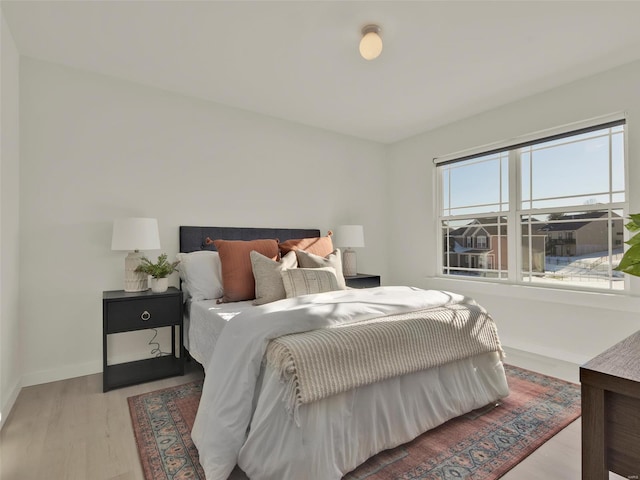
124;251;148;292
342;248;357;277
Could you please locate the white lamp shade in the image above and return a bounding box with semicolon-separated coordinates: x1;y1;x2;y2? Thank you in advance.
335;225;365;248
111;217;161;251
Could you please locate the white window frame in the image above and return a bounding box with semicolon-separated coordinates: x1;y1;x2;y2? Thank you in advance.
434;113;628;293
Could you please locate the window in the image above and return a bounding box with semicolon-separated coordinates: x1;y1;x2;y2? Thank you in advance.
437;119;626;290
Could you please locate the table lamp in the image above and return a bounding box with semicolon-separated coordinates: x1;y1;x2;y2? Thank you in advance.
111;217;161;292
335;225;365;277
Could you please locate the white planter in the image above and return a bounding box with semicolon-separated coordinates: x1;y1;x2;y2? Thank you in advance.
150;277;168;293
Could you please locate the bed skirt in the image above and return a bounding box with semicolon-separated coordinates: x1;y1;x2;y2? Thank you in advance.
238;351;509;480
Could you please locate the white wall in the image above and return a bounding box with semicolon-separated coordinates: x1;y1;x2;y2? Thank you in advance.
0;11;22;427
14;46;640;391
19;58;388;386
387;60;640;365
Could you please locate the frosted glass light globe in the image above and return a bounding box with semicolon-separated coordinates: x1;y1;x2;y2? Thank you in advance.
359;30;382;60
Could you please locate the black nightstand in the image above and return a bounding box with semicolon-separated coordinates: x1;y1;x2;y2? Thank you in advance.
102;287;184;392
345;273;381;289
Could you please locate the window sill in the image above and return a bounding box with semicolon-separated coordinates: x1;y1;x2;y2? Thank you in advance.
427;275;640;314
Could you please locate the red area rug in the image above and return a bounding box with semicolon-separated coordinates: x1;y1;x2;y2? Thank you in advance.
128;365;580;480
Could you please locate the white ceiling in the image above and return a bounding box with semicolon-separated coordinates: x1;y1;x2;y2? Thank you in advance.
3;1;640;144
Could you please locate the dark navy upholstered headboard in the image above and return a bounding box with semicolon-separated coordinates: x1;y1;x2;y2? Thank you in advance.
179;226;321;253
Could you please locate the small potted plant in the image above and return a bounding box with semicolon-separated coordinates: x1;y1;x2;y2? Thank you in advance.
135;253;180;293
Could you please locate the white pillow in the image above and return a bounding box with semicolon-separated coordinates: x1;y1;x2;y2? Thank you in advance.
280;267;340;298
176;250;224;301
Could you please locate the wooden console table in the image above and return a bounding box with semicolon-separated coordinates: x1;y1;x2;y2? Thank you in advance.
580;330;640;479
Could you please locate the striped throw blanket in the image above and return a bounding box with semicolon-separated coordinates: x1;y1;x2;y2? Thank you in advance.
266;302;503;419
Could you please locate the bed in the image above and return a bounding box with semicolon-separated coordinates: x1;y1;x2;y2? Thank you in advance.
178;226;509;480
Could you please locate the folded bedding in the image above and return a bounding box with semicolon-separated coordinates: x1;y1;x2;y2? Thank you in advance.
266;301;503;421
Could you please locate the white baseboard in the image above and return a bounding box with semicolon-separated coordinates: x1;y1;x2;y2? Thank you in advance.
21;360;102;388
0;378;22;431
499;335;589;366
503;344;580;383
20;349;170;388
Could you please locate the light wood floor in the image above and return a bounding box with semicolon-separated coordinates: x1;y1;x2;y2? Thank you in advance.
0;359;625;480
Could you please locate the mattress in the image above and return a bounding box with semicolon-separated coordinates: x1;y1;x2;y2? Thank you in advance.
184;298;254;367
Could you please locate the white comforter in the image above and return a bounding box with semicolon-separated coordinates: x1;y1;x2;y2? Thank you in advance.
191;286;471;480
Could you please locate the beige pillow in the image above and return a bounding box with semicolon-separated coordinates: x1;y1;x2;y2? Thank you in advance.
280;267;340;298
251;250;297;305
295;249;346;290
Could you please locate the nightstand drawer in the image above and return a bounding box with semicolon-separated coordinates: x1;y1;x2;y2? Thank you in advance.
105;296;180;333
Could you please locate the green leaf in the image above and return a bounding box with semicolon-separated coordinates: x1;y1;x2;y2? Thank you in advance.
626;232;640;246
616;262;640;277
625;220;640;232
615;244;640;272
630;214;640;228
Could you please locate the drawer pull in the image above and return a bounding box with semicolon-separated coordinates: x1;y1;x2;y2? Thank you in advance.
141;311;151;321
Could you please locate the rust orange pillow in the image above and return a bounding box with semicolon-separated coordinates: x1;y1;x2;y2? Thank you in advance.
280;232;334;257
214;238;279;302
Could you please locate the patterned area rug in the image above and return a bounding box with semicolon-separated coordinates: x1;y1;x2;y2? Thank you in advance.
128;365;581;480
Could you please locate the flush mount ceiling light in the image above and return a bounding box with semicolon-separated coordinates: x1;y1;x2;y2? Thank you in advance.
359;24;382;60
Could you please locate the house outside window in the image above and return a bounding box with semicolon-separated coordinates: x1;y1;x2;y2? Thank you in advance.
437;118;626;291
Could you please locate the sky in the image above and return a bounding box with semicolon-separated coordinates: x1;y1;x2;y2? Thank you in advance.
441;126;624;217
